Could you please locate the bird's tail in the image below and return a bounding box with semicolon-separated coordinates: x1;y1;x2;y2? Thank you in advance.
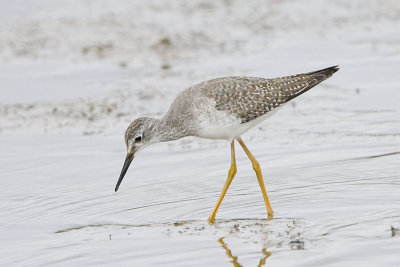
285;65;340;101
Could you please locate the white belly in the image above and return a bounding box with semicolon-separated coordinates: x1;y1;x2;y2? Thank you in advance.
194;105;281;141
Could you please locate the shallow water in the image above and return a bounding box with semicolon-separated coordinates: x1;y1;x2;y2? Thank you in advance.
1;0;400;266
0;134;399;266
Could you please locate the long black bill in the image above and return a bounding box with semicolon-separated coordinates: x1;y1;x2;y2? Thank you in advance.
115;153;134;192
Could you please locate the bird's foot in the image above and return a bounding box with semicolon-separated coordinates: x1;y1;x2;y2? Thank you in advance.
207;215;216;224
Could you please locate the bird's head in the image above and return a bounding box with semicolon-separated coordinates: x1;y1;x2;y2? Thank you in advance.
114;117;158;192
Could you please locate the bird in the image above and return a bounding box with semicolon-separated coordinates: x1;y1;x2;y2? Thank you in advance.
114;65;339;223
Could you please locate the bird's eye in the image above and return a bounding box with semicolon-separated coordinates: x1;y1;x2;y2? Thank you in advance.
135;136;142;142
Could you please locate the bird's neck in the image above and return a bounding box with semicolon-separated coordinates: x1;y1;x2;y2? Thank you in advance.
149;117;187;143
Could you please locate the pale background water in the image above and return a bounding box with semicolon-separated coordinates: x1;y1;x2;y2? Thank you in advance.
0;0;399;266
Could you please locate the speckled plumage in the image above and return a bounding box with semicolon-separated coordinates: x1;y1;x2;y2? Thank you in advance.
125;66;339;145
198;66;338;123
153;65;339;141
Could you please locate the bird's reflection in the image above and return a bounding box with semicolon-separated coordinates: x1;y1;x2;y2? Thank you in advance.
218;237;271;267
258;248;272;266
218;237;242;267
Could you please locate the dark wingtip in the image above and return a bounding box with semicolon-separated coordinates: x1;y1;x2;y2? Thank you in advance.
308;65;340;77
285;65;339;102
328;65;340;73
115;186;119;192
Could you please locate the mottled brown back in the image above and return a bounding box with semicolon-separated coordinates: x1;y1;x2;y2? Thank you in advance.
199;66;339;123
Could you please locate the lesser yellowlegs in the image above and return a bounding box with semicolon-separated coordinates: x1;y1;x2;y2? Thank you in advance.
115;66;339;223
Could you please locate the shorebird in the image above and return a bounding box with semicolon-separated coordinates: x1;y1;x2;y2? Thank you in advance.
115;66;339;223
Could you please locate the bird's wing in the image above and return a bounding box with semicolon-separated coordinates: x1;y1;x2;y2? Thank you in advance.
201;66;339;123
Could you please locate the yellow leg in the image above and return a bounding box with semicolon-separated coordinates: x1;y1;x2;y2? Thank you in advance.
237;137;274;219
208;141;237;223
